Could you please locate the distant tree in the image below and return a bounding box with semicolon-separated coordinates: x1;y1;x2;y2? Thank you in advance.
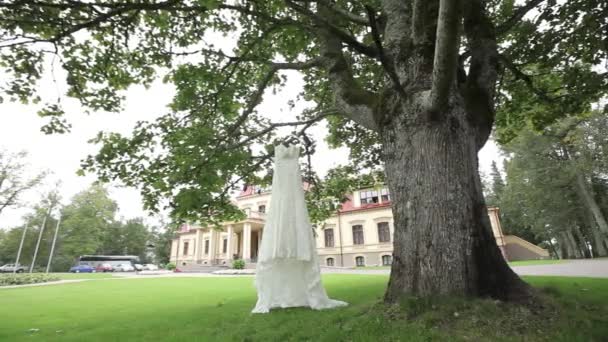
496;113;608;258
151;224;176;265
56;185;118;266
485;160;505;206
0;150;45;216
119;218;152;261
0;193;60;270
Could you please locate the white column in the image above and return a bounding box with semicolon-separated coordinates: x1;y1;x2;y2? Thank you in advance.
209;229;217;264
243;223;252;261
226;225;234;260
195;229;202;262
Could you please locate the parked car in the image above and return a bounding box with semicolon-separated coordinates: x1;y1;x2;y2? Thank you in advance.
0;264;27;273
69;265;95;273
113;264;135;272
133;264;144;271
143;264;158;271
95;264;114;272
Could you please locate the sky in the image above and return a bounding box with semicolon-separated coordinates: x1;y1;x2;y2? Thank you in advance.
0;57;502;230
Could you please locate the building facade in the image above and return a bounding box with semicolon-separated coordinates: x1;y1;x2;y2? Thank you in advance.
170;186;548;268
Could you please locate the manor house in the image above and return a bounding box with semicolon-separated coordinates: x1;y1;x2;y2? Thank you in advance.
170;185;548;268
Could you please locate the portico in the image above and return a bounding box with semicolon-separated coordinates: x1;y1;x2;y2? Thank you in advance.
171;212;265;267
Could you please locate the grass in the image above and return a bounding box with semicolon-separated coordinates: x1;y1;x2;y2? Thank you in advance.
0;275;606;341
52;272;119;280
508;259;566;267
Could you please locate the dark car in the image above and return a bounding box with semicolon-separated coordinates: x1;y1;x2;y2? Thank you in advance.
95;264;113;272
69;265;95;273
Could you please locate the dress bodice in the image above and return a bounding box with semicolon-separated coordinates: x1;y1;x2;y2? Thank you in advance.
274;145;300;161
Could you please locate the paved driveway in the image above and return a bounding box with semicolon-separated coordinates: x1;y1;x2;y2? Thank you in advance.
322;259;608;278
510;259;608;278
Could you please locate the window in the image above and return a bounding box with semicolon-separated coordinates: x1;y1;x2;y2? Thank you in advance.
377;222;391;243
355;256;365;267
382;255;393;266
258;205;266;213
352;225;364;245
381;188;391;202
222;238;228;254
326;258;335;266
182;242;189;255
360;190;379;204
324;229;334;247
204;239;210;254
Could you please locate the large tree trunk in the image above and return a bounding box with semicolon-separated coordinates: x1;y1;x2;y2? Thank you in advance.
565;230;583;259
381;102;531;302
590;226;608;257
573;225;591;258
575;172;608;235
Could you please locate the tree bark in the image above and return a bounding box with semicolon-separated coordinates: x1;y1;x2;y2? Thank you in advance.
579;204;608;257
381;100;531;302
566;230;583;259
572;224;591;258
575;172;608;235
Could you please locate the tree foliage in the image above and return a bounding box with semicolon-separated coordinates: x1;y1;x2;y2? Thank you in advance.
0;149;45;216
1;0;603;225
0;185;159;270
492;112;608;258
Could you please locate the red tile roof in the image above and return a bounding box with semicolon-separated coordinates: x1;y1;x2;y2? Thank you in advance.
338;195;391;213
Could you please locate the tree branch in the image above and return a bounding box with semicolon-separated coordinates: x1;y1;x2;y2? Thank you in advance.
429;0;463;113
495;0;545;36
317;8;379;132
463;0;499;150
285;0;379;58
315;0;369;25
365;5;406;98
499;55;553;102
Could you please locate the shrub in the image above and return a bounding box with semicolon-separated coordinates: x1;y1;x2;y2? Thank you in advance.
232;259;245;269
165;263;176;270
0;273;61;286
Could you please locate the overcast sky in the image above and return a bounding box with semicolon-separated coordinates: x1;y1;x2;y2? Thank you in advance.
0;61;502;230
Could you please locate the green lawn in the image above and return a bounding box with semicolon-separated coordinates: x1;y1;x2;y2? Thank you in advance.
52;272;119;280
0;275;606;341
358;266;390;270
508;259;566;267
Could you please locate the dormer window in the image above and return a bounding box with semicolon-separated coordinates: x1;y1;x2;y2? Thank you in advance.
360;190;379;204
381;188;391;202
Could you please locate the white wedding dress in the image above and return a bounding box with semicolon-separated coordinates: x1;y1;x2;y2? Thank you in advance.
252;145;348;313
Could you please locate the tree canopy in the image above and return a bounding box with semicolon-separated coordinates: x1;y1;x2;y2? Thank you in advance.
1;0;604;224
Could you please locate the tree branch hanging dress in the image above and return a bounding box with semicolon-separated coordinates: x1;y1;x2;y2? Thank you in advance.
252;145;348;313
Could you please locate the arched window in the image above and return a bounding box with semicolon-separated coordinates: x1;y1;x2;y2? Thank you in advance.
326;258;335;266
352;225;364;245
377;222;391;243
382;255;392;266
355;256;365;267
324;228;334;247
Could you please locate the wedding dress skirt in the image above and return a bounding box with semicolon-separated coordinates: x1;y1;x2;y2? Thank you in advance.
252;145;348;313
